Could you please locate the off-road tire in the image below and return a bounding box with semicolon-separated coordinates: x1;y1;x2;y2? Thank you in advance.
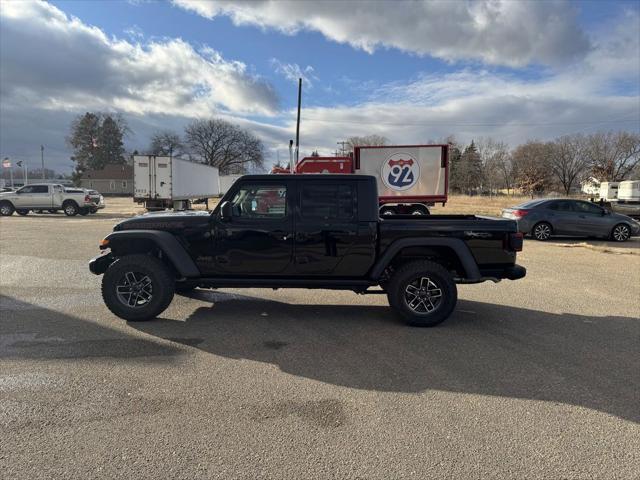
611;223;631;242
102;254;175;321
0;201;15;216
387;260;457;327
532;222;552;241
16;209;29;216
63;201;79;216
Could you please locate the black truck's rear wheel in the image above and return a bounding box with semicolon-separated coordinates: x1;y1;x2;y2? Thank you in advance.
387;260;457;327
101;254;175;321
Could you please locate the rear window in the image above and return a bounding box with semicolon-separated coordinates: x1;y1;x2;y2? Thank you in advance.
514;199;546;209
300;183;355;220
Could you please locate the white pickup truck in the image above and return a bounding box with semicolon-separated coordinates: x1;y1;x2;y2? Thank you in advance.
0;183;97;216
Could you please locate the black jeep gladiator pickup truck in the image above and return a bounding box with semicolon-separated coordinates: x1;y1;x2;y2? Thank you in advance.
90;174;525;327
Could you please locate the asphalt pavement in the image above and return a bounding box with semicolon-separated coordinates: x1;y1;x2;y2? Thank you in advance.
1;214;639;479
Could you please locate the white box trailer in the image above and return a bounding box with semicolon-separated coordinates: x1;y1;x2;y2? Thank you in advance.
133;155;219;210
617;180;640;202
219;174;243;195
599;181;619;201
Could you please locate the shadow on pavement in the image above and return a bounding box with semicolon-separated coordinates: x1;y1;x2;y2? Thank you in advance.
131;290;640;423
0;295;184;361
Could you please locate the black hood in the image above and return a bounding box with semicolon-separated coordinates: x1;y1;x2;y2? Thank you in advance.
114;210;211;232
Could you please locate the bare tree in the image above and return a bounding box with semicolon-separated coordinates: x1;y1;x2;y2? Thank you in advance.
346;134;388;151
549;134;589;195
584;131;640;181
148;130;185;157
184;119;265;174
512;141;554;197
477;137;511;195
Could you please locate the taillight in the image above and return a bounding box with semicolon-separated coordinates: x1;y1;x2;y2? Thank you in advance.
508;232;524;252
85;194;91;202
511;209;530;218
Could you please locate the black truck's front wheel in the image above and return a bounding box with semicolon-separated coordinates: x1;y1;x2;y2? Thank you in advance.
101;254;175;321
387;261;457;327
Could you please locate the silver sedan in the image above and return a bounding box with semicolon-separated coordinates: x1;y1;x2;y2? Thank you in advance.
502;199;640;242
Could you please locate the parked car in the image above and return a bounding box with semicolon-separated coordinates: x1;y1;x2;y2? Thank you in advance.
502;199;640;242
0;183;95;216
90;174;526;327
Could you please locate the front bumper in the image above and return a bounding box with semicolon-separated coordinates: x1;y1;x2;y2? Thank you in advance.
89;252;115;275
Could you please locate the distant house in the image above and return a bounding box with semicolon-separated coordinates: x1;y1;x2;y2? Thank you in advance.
581;177;600;196
79;164;133;195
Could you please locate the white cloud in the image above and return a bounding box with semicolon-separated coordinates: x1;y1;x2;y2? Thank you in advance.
0;0;279;117
270;59;317;87
173;0;591;67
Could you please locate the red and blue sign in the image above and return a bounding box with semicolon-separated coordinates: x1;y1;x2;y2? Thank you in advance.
381;153;419;191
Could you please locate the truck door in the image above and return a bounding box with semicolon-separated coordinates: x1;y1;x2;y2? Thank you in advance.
154;157;172;199
293;182;359;275
212;181;293;274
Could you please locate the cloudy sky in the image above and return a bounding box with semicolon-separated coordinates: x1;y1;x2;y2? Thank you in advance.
1;0;639;173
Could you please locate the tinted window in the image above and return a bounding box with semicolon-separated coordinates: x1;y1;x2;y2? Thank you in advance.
230;184;286;219
573;201;603;215
31;185;49;193
300;183;355;220
548;200;574;212
515;199;546;209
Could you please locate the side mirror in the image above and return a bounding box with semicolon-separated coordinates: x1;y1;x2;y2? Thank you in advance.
219;201;233;222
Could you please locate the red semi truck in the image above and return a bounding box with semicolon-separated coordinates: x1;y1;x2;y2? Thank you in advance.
274;144;449;215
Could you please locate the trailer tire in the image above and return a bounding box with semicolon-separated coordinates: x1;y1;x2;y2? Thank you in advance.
380;206;396;216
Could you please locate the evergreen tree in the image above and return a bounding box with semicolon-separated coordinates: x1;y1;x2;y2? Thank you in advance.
459;140;483;194
98;116;126;166
448;143;463;193
68;112;128;182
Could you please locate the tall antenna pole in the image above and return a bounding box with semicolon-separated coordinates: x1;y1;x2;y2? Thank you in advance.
41;145;45;180
295;77;302;165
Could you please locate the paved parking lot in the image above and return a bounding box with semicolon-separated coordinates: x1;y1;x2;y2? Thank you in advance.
1;213;639;479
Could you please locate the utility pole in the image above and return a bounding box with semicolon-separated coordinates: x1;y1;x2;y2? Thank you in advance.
294;77;302;169
337;141;348;156
41;145;45;180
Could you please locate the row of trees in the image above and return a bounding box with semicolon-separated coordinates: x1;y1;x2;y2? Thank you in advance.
67;112;638;195
449;131;640;196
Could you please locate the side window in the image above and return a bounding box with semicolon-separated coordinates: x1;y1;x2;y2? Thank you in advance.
18;186;34;194
548;201;573;212
300;183;355;220
574;201;602;215
230;184;286;219
32;185;49;194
